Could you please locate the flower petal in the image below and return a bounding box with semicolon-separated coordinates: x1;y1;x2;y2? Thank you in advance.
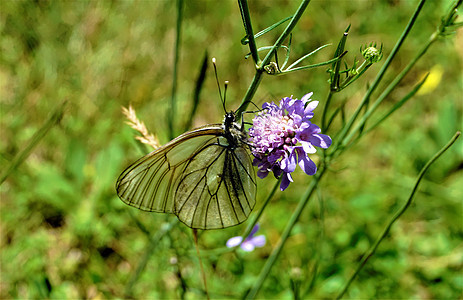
250;235;266;248
300;141;317;154
309;133;332;149
281;150;297;173
304;100;319;115
296;148;317;175
226;236;243;248
301;92;313;103
280;172;293;191
249;224;259;237
241;241;256;252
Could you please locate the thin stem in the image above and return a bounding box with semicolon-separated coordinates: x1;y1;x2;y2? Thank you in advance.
168;0;184;140
336;131;461;299
321;92;333;133
124;220;177;297
286;44;331;70
193;229;210;300
330;0;427;155
0;101;67;185
238;0;260;65
236;70;264;119
245;169;325;299
236;0;311;116
339;33;436;151
241;179;281;241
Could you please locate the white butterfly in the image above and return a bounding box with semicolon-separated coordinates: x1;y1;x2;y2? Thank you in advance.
116;111;257;229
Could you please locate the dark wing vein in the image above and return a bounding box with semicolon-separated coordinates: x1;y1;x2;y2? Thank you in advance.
116;127;223;213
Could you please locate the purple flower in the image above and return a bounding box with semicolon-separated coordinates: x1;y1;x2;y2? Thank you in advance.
249;92;332;191
226;224;266;252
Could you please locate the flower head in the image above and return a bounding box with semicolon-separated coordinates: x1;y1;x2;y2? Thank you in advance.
361;43;383;63
226;224;266;252
249;93;332;191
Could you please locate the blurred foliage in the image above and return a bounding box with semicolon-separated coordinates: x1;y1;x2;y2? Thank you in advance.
1;0;462;299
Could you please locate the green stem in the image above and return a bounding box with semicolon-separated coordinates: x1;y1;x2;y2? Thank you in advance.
238;0;260;65
339;32;437;151
236;70;264;118
236;0;311;116
0;101;67;185
261;0;311;69
168;0;184;140
329;0;427;156
241;179;281;241
336;131;461;299
124;219;177;297
245;169;325;299
321;91;333;133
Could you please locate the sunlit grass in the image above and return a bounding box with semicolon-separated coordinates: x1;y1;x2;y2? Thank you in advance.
1;0;461;299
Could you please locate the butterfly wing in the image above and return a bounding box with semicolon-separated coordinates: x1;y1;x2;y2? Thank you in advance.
116;125;224;213
116;124;257;229
175;141;257;229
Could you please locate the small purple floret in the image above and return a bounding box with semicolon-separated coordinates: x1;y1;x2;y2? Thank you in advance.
226;224;266;252
249;93;332;191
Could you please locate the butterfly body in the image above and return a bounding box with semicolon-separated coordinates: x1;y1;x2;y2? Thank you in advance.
116;112;257;229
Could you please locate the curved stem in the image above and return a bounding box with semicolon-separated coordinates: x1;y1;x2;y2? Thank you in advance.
336;131;460;299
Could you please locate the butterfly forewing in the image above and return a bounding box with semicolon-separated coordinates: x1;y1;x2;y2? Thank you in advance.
116;126;223;213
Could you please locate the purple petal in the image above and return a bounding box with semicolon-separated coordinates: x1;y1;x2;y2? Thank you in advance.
301;92;313;103
309;133;332;149
297;140;315;154
280;172;293;191
226;236;243;248
257;169;268;179
249;224;259;237
241;241;256;252
272;165;283;178
304;101;319;115
249;235;266;248
281;150;297;173
296;148;317;175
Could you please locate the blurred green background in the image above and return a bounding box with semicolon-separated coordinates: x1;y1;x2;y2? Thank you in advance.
1;0;462;299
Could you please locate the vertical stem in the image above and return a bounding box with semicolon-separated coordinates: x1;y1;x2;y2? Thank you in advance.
321;91;333;132
168;0;184;140
245;169;325;299
236;70;264;118
238;0;260;65
193;229;209;299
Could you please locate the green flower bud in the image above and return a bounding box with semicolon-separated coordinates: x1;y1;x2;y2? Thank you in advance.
362;44;383;63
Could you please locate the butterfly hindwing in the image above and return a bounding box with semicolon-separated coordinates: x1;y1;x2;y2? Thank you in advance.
174;138;257;229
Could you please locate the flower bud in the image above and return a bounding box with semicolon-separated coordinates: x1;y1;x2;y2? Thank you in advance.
362;44;383;63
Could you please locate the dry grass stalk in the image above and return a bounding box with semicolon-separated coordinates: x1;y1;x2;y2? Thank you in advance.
122;105;160;149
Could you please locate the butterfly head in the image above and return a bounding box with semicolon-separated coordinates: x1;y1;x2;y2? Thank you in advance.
223;111;236;131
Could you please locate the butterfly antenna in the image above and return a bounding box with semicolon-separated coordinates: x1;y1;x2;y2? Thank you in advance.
212;58;226;112
249;100;260;111
223;81;229;111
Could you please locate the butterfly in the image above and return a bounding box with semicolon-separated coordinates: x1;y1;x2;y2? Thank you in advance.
116;110;257;230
